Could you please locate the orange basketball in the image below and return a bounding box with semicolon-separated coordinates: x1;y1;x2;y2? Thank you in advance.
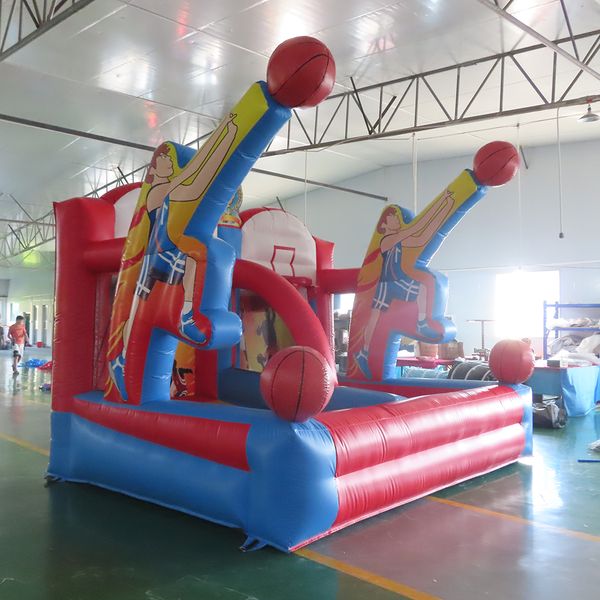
267;36;336;108
489;339;534;384
473;141;520;187
260;346;334;422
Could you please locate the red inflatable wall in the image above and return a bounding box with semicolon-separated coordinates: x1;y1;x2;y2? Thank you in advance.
53;184;142;410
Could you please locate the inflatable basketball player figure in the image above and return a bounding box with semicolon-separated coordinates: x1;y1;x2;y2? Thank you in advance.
349;141;520;381
106;36;335;403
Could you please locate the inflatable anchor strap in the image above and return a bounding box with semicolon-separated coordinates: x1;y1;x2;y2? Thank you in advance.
240;536;267;552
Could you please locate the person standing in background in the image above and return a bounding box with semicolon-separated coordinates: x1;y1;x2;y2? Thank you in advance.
8;316;29;375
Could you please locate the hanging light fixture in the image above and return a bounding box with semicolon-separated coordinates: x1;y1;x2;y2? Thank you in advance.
578;103;600;123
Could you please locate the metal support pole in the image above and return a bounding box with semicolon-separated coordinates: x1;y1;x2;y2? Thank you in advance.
251;168;388;202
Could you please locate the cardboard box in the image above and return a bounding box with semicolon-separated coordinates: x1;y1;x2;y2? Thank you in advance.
416;342;438;358
438;341;464;360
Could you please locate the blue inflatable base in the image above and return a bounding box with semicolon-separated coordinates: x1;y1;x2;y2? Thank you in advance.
47;397;340;552
47;381;532;551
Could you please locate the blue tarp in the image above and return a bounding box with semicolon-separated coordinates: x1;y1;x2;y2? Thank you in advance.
526;366;600;416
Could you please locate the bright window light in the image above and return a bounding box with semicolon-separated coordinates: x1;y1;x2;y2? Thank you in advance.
336;293;355;315
495;270;559;338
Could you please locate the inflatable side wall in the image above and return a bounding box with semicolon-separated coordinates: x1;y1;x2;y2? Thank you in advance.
48;382;531;551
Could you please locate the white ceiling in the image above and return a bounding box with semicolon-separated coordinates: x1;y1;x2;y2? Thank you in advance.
1;0;600;245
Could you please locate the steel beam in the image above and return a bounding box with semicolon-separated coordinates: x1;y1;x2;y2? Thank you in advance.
0;157;386;261
0;111;156;151
559;0;580;60
0;217;55;226
265;28;600;156
3;27;600;257
0;0;95;61
3;30;600;162
264;92;600;156
476;0;600;82
251;168;387;201
0;208;56;261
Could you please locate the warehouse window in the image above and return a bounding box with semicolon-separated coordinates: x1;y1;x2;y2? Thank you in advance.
495;270;559;338
335;293;355;315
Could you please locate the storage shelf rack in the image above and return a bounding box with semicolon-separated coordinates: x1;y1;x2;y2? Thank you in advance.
543;301;600;359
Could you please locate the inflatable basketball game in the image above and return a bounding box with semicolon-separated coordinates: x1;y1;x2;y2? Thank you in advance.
48;37;533;552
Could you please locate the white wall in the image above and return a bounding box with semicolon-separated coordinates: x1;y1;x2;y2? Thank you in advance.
276;138;600;353
0;279;8;334
4;268;55;346
7;268;54;300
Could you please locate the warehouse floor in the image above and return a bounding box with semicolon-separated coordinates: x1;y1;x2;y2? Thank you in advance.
1;356;599;600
